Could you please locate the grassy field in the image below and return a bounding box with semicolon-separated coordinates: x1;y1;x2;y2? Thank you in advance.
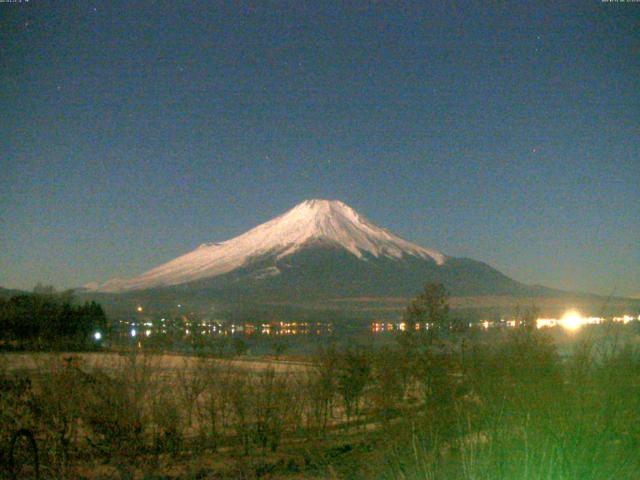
1;323;640;479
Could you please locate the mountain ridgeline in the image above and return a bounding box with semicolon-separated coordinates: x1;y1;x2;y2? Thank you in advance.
84;199;554;303
161;246;538;301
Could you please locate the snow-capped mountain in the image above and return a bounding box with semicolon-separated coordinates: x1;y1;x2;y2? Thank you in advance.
89;199;446;293
85;198;553;303
77;201;638;315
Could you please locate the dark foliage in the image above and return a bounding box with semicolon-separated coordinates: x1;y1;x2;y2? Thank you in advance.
0;292;107;349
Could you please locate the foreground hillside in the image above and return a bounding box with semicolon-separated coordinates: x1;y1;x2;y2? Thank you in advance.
2;322;640;479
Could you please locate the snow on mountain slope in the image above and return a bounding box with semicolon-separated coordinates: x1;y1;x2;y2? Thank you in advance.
89;199;446;292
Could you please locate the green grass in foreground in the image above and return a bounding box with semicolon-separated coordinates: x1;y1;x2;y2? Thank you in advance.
1;324;640;479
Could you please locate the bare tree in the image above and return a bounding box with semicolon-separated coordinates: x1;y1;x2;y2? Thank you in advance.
403;283;450;344
307;345;339;436
198;361;233;451
176;357;207;427
228;373;254;454
371;346;405;422
336;347;371;422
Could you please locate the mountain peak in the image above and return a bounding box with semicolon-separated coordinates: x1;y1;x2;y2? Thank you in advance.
293;199;354;217
286;199;361;223
300;198;344;207
89;199;445;292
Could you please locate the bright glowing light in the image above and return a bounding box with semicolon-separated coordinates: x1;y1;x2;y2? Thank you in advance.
94;331;102;341
616;315;634;324
536;318;557;329
560;310;583;331
136;306;143;312
130;328;137;337
145;329;151;337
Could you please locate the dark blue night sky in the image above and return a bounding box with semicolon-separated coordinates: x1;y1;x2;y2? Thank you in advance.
1;1;638;296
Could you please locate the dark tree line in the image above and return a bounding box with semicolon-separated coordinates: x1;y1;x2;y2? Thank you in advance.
0;289;107;349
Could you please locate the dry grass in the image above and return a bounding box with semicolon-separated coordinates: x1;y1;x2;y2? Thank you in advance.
1;351;311;374
2;325;640;479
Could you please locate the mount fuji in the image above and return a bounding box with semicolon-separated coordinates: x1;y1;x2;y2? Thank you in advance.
85;199;545;300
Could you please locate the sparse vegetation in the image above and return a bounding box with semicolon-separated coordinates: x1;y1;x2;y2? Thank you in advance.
0;285;639;479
